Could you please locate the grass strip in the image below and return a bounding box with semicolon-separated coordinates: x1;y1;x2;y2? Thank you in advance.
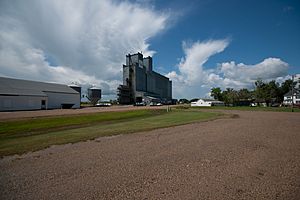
0;110;222;157
0;109;163;138
177;105;300;112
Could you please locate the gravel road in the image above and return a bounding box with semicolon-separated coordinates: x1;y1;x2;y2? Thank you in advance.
1;110;300;199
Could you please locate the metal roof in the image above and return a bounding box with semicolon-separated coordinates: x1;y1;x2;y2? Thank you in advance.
68;84;81;88
0;77;79;96
284;90;299;97
89;86;101;90
196;99;224;103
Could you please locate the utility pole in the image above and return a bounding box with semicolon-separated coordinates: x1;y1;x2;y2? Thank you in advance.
291;75;294;112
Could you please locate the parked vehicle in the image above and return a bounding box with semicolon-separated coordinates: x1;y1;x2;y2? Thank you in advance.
150;102;163;106
135;102;146;106
271;103;280;107
96;102;112;107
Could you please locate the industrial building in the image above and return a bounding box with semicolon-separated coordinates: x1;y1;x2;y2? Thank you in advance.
0;77;80;111
118;53;172;104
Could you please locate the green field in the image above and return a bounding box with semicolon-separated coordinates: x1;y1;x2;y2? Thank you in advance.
177;105;300;112
0;109;223;157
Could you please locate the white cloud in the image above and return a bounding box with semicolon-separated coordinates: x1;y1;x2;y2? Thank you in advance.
166;39;289;99
0;0;169;97
178;39;229;85
219;58;288;83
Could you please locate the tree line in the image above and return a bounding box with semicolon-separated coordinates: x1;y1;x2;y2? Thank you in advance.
210;79;293;106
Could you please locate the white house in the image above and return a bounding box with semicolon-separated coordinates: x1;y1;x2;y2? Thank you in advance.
0;77;80;111
283;90;300;106
191;99;224;107
283;74;300;106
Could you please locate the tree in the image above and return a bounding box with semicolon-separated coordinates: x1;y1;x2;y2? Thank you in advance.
267;80;280;103
222;88;238;106
254;79;281;105
210;87;223;101
178;99;189;104
254;79;268;103
238;88;252;100
279;79;293;102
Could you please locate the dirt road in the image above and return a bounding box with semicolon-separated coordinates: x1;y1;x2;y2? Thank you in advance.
1;110;300;199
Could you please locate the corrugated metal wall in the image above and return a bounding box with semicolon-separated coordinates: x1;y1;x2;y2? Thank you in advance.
0;96;47;111
45;92;80;109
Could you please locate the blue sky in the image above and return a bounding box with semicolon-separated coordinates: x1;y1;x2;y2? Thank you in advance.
0;0;299;99
151;0;300;75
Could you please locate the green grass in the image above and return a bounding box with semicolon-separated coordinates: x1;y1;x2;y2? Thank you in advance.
177;105;300;112
0;109;222;157
0;109;162;138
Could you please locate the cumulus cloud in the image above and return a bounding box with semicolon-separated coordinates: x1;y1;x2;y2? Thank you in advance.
167;39;289;99
0;0;169;97
219;58;288;83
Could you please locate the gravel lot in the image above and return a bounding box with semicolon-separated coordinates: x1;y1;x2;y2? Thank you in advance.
1;110;300;199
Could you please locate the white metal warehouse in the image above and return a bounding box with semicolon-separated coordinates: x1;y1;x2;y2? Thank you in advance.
0;77;80;111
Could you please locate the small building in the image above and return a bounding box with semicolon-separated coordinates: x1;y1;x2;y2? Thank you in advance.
283;74;300;106
283;90;300;106
0;77;80;111
191;99;224;107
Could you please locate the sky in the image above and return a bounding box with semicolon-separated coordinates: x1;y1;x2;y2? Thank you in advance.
0;0;299;100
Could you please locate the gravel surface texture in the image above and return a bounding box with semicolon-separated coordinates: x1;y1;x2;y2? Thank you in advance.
1;110;300;199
